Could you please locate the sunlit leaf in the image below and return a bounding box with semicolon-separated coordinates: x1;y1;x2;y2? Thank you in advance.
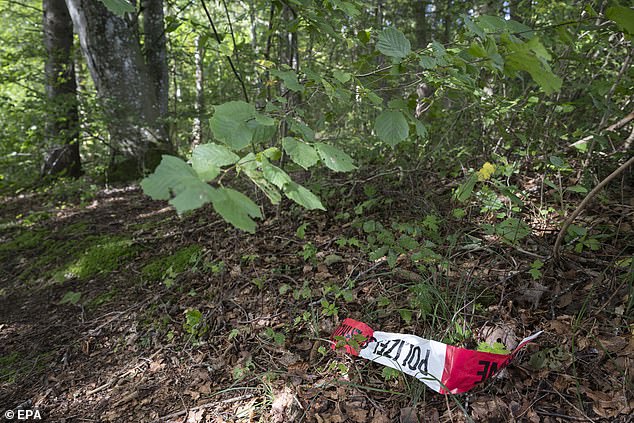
376;28;411;59
209;101;256;150
210;188;261;233
270;69;304;92
141;155;215;214
191;143;240;182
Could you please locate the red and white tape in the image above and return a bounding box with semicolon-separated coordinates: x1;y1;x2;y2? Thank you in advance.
331;318;542;394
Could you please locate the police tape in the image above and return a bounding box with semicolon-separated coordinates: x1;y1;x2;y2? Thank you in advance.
330;318;542;394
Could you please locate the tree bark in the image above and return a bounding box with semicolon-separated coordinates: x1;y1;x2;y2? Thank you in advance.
191;35;205;148
142;0;169;119
413;0;428;49
64;0;172;177
42;0;81;177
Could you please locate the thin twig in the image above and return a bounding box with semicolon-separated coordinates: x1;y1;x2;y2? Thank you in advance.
200;0;249;103
553;155;634;260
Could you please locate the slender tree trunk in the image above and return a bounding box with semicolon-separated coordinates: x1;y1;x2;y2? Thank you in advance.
191;35;205;148
42;0;81;177
64;0;172;178
413;0;428;49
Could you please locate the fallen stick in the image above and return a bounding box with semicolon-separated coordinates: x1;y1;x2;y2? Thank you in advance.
553;155;634;260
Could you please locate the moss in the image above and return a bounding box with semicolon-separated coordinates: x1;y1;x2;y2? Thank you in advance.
142;244;202;281
86;288;118;309
0;352;21;383
54;236;138;281
0;229;48;254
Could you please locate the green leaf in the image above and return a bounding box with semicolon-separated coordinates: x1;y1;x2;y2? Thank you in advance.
333;69;351;83
260;160;324;210
376;28;411;59
141;155;217;214
314;142;356;172
375;110;409;147
282;137;320;169
495;217;531;244
290;120;315;141
606;6;634;35
211;188;262;233
238;153;282;205
99;0;134;15
261;160;292;189
567;185;588;194
504;36;562;94
270;69;304;92
454;173;478;202
285;181;326;210
549;155;565;168
191;143;240;182
253;124;277;144
209;101;256;150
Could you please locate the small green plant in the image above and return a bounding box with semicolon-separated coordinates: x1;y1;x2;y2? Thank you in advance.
476;341;511;355
382;367;401;381
228;328;240;341
301;242;317;263
263;327;286;346
232;356;254;381
142;244;202;281
296;222;308;239
183;308;207;341
320;299;338;316
529;259;544;280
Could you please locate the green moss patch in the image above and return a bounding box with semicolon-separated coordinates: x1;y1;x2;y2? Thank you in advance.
142;244;203;281
54;236;138;281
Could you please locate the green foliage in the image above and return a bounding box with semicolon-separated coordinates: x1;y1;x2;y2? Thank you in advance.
183;308;207;340
476;341;510;355
606;6;634;35
374;111;409;147
376;28;411;60
209;101;274;150
142;244;202;281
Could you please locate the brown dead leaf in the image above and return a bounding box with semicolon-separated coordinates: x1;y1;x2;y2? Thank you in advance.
270;387;299;423
516;281;548;308
470;397;508;422
347;406;369;422
149;359;164;372
399;406;418;423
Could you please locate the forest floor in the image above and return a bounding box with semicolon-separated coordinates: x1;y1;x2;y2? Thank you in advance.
0;170;632;423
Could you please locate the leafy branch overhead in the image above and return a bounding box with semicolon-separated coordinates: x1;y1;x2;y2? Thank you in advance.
141;12;566;231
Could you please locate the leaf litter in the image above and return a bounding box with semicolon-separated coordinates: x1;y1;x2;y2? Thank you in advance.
0;173;631;422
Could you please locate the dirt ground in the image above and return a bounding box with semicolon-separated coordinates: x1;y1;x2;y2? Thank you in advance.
0;176;632;422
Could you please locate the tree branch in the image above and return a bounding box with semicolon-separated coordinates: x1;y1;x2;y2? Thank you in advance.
200;0;249;103
553;154;634;260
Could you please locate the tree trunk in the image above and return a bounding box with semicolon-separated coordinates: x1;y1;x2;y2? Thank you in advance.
142;0;169;119
64;0;172;178
42;0;81;178
413;0;428;50
191;35;205;148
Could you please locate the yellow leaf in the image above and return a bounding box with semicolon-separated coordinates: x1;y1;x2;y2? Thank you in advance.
477;162;496;181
